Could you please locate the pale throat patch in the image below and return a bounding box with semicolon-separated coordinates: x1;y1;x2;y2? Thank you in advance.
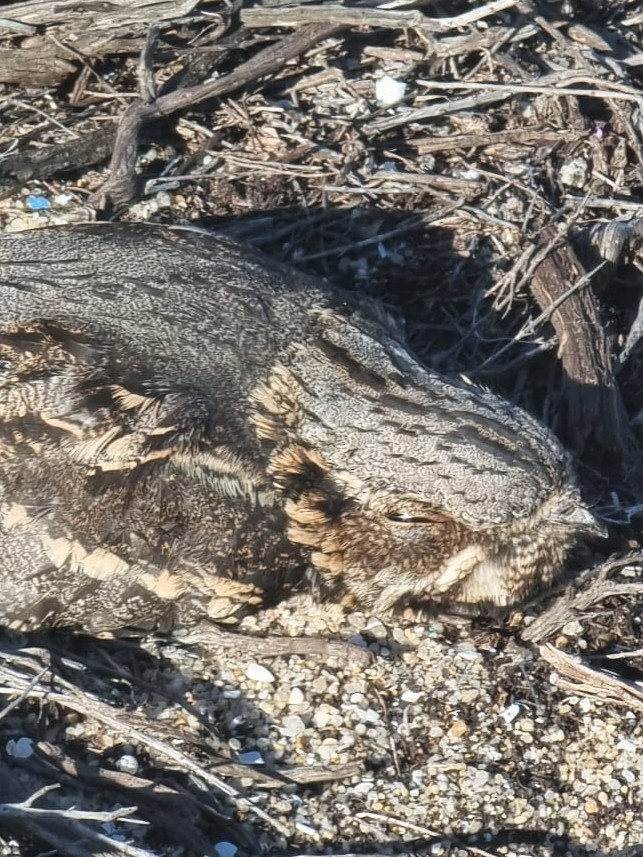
432;544;487;594
434;543;515;605
454;557;514;606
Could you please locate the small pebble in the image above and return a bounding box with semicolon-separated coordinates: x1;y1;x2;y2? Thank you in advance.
318;739;338;762
313;710;332;729
288;687;305;706
392;627;409;644
559;157;588;189
460;688;479;704
546;728;566;742
364;618;388;640
311;676;328;693
449;720;468;738
115;754;139;775
223;688;242;699
280;715;306;737
561;620;584;636
619;566;640;578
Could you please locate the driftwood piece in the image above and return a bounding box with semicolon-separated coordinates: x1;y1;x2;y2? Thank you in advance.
0;128;117;194
0;0;201;85
528;225;641;489
0;0;199;32
240;0;519;34
0;45;75;86
0;0;520;88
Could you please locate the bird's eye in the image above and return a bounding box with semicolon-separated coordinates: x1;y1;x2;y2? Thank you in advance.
387;513;435;524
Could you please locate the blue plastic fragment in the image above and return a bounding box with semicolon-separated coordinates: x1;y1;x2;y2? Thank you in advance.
26;194;51;211
237;750;263;765
214;841;238;857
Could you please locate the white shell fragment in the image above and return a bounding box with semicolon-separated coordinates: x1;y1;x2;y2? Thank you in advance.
244;663;275;683
375;74;407;106
499;703;521;724
400;688;424;703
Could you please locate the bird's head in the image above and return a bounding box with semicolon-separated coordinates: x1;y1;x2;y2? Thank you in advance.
249;308;604;614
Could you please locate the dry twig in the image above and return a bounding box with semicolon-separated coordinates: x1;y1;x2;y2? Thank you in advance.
241;0;519;34
540;643;643;715
91;21;345;209
0;647;289;837
522;553;643;643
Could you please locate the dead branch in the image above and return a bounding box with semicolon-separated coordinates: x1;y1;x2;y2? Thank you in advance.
0;127;116;192
412;127;578;154
0;647;289;837
90;21;345;209
0;46;75;86
522;553;643;643
174;623;373;664
0;0;203;85
240;0;519;34
27;742;231;855
0;771;155;857
527;225;641;488
0;784;143;825
0;21;346;201
540;643;643;715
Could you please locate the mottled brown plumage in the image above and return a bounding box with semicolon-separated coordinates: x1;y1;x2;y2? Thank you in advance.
0;224;602;645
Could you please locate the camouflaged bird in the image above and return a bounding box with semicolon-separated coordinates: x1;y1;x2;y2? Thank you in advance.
0;223;602;650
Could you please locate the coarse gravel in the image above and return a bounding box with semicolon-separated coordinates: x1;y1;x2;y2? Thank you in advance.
132;591;643;856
